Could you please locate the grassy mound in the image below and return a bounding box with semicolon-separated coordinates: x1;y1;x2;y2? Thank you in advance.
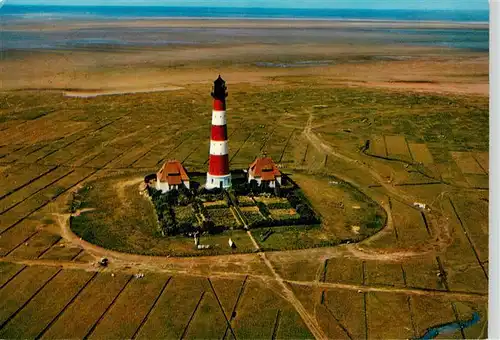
70;172;386;256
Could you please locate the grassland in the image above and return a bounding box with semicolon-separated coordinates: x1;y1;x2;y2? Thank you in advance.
0;30;489;339
0;266;60;327
134;275;206;339
232;280;312;339
68;166;384;256
88;274;170;339
40;272;132;339
0;269;94;339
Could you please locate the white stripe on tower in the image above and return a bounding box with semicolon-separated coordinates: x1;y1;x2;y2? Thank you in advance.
212;110;226;126
210;140;229;155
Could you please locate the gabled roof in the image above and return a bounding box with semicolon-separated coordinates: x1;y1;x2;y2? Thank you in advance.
157;160;189;185
248;157;281;181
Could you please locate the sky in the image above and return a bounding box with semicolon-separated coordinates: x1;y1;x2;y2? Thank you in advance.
4;0;490;10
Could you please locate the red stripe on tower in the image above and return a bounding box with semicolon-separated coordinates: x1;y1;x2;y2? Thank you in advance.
206;75;232;190
209;155;230;176
210;125;228;141
213;99;226;111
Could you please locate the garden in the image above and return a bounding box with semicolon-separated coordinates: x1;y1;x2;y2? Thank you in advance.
147;172;321;237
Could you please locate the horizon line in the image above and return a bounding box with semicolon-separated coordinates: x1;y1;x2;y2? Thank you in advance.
2;4;490;11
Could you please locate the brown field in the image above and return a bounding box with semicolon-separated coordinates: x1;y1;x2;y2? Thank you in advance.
454;300;488;339
0;220;42;256
368;135;387;157
451;151;487;175
364;261;405;287
402;257;445;290
39;240;83;261
465;174;489;189
292;173;386;240
385;135;412;160
88;275;170;339
40;272;131;339
72;251;96;263
0;269;93;339
451;194;489;263
0;266;60;326
7;231;60;260
0;119;90;145
0;16;489;340
409;143;435;165
232;280;312;339
134;276;206;339
0;262;24;287
323;289;367;339
209;277;245;321
390;199;430;247
473;152;489;174
366;292;414;339
411;295;458;338
270;256;324;282
183;286;228;339
325;257;364;285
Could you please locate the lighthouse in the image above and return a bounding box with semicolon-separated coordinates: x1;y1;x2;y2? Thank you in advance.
206;76;231;190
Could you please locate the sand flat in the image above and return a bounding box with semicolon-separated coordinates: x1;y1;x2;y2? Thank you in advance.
1;18;488;97
64;86;184;98
5;19;489;31
1;48;488;96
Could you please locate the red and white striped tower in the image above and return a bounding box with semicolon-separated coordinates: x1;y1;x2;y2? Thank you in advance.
206;75;231;190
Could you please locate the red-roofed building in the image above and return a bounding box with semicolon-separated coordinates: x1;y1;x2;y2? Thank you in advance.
156;160;190;193
247;157;282;188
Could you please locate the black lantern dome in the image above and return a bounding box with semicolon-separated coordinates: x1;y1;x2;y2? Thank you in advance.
211;75;228;100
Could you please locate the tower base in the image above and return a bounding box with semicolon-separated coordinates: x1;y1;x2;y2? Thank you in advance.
206;173;232;190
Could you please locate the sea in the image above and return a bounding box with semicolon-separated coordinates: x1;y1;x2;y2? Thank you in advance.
0;5;490;52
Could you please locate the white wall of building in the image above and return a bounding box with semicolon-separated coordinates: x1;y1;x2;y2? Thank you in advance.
206;173;232;190
156;180;190;193
247;174;282;188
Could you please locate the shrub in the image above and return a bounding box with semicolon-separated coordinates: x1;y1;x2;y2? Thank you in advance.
178;222;196;235
267;202;292;209
366;213;385;229
255;201;271;218
178;192;190;206
159;207;177;236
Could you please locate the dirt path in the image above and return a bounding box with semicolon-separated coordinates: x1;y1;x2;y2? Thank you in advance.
115;177;144;205
246;230;261;250
288;280;487;301
0;255;485;303
71;208;95;217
